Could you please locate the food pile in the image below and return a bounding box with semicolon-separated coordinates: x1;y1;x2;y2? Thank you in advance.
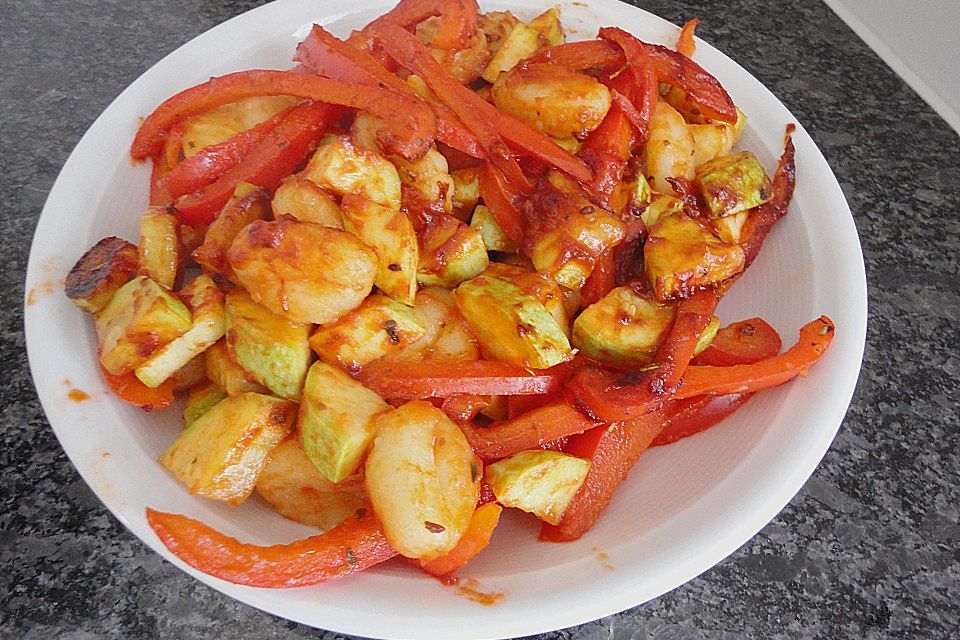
65;0;834;588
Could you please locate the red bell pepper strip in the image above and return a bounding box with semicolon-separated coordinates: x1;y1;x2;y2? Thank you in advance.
158;109;288;200
599;27;737;125
675;316;835;399
131;69;436;162
567;289;718;422
506;387;565;418
526;39;624;73
372;24;532;190
612;213;646;285
577;74;636;196
101;366;175;412
373;24;592;186
295;25;485;158
477;163;525;246
696;317;783;367
740;125;797;270
596;29;660;144
146;507;396;588
676;18;700;58
650;393;751;447
539;409;666;542
579;249;615;307
418;502;501;582
149;126;184;206
460;401;600;461
440;394;492;424
359;359;566;400
359;0;477;50
174;101;341;226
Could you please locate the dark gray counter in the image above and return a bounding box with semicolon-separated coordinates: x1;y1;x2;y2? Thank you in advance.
2;0;958;638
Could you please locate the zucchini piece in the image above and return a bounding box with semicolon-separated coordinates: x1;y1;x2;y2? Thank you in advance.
339;195;419;305
180;96;295;156
485;262;569;338
227;219;378;325
171;353;208;392
572;286;720;368
309;294;426;370
644;214;745;301
528;7;564;45
417;214;489;287
713;209;751;244
225;290;312;401
389;287;480;363
95;276;192;375
192;186;270;279
453;274;572;369
529;212;625;290
470;204;517;252
183;383;228;428
271;176;343;228
640;193;684;229
204;340;268;395
485;450;590;525
159;392;296;505
298;361;389;483
451;166;480;220
694;151;772;220
255;438;368;531
65;237;138;314
481;23;542;83
134;274;226;388
303;135;401;210
137;207;181;290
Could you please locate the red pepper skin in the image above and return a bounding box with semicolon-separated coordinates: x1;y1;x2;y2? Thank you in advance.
568;289;719;422
676;18;700;58
359;359;566;401
676;316;835;399
295;25;486;158
131;69;435;162
579;249;615;307
460;402;600;461
158;110;288;200
359;0;477;50
696;318;783;367
373;24;592;186
539;410;666;542
650;393;751;447
597;29;658;144
146;508;396;588
740;125;797;270
418;502;501;582
526;39;624;73
577;72;638;197
477;163;524;246
101;366;175;412
174;102;342;226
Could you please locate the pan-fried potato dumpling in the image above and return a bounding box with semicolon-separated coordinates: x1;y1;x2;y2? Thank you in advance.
645;100;696;194
365;401;480;560
228;219;377;325
491;63;611;139
303;135;401;211
192;185;270;280
65;236;138;314
256;438;369;531
158;392;297;505
271;176;343;228
387;287;480;363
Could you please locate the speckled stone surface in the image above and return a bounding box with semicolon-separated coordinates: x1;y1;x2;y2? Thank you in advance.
2;0;958;638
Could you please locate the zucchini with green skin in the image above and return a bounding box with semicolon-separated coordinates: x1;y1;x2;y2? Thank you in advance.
303;135;401;210
298;361;389;483
573;286;720;368
225;290;312;401
204;340;268;395
135;274;226;388
484;262;570;338
159;392;296;505
183;383;228;428
453;274;572;369
95;276;193;375
308;294;426;370
470;204;516;252
416;214;490;288
481;23;542;83
694;151;772;220
485;450;590;525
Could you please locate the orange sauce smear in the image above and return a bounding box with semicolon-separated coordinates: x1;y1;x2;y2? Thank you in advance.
68;389;92;403
454;578;505;606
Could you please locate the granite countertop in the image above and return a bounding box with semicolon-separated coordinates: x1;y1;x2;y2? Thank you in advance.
2;0;958;638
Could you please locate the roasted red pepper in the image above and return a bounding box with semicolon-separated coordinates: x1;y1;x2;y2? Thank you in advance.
373;24;592;186
539;409;666;542
460;401;600;461
526;39;624;73
359;359;566;400
579;249;615;307
418;502;501;582
146;507;396;588
360;0;478;50
158;109;289;200
131;69;435;162
676;18;699;58
100;366;175;412
650;393;751;447
676;316;835;399
174;101;342;226
295;25;485;158
597;28;658;143
696;317;783;367
477;163;525;246
739;125;797;270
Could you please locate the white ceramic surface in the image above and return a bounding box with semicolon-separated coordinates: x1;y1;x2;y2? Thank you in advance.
24;1;867;638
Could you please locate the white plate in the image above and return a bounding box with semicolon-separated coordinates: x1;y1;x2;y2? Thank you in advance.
24;1;867;638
